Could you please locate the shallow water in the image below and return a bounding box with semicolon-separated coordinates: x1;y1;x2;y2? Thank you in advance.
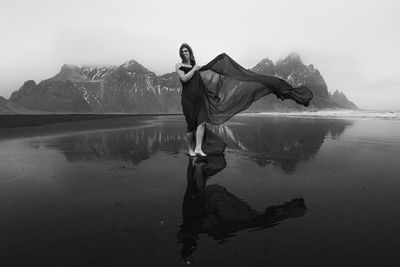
1;115;400;266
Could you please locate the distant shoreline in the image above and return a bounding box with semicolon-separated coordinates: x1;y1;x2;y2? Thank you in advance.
0;113;181;129
240;110;400;120
1;110;399;130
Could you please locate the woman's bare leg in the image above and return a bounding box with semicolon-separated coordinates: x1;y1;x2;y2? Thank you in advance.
186;132;196;156
194;122;206;156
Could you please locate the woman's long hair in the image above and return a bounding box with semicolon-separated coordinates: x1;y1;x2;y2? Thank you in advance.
179;43;196;66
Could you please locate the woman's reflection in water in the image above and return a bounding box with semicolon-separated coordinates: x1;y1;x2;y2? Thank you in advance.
178;156;307;263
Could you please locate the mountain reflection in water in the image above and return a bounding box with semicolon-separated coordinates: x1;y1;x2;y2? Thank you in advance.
28;116;351;171
178;155;307;263
222;117;352;172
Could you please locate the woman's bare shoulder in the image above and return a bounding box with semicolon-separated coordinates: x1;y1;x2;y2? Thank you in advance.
175;63;183;70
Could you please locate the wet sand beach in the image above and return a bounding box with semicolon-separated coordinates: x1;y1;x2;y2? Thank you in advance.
1;114;400;266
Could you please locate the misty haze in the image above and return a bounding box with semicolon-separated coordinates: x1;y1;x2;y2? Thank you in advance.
1;0;400;266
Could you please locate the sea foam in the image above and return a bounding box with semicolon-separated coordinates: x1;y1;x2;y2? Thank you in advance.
241;110;400;120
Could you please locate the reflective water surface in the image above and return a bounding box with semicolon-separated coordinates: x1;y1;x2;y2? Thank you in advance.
1;115;400;266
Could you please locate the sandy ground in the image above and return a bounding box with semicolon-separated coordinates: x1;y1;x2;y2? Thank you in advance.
1;115;400;266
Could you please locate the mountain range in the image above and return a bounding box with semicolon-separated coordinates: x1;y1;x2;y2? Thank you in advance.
0;53;357;114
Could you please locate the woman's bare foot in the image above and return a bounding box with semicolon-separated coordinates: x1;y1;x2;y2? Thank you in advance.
194;148;207;157
188;149;196;157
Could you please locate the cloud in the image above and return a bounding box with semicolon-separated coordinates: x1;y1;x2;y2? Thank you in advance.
1;0;400;109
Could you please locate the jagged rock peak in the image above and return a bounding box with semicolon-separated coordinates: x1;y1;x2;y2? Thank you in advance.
275;52;303;70
23;80;37;87
61;64;80;70
120;59;151;73
54;64;84;81
252;58;275;74
259;58;274;65
330;89;358;109
8;79;38;102
284;52;302;63
275;52;303;68
333;90;345;96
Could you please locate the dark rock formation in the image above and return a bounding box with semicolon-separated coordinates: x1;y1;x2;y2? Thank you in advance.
2;53;357;113
251;52;346;110
329;90;358;109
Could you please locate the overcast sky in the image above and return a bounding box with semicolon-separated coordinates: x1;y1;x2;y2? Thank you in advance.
1;0;399;110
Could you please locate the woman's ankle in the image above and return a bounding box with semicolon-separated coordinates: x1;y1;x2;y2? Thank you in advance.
194;147;206;156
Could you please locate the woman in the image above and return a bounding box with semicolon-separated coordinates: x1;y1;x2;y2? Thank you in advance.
176;43;313;157
175;43;208;157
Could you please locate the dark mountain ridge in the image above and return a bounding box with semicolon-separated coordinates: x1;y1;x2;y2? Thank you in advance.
1;53;357;114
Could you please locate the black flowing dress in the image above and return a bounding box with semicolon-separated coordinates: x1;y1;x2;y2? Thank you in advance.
178;53;313;155
179;66;208;133
179;65;226;155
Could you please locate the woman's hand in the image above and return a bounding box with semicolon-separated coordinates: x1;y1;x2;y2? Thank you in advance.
193;65;202;71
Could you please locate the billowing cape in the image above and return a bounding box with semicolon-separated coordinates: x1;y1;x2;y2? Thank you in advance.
199;53;313;124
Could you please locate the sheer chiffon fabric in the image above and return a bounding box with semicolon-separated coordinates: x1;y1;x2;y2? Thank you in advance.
199;53;313;124
180;53;313;155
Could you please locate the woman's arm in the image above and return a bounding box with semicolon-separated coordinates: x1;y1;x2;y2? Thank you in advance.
175;64;201;82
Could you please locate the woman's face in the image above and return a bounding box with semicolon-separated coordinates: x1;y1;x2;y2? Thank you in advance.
181;48;190;62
